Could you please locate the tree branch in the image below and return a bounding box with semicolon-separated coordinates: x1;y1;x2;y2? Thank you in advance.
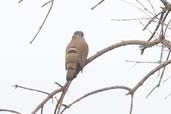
146;50;170;98
31;88;63;114
91;0;105;10
87;39;160;65
0;109;21;114
63;85;131;111
30;0;54;44
55;81;72;114
131;59;171;94
13;84;49;95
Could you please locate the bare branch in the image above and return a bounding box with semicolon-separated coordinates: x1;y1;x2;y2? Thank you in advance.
31;88;63;114
147;0;156;15
146;51;170;98
111;18;151;21
0;109;21;114
41;0;52;7
91;0;105;10
129;95;134;114
139;21;155;36
53;39;161;113
143;10;166;31
30;39;160;113
160;10;170;38
121;0;151;17
55;81;72;114
164;19;171;35
146;85;158;98
87;39;160;65
163;74;171;83
18;0;23;3
30;0;54;44
161;39;171;50
136;0;154;16
165;92;171;99
131;59;171;93
13;84;49;95
65;85;131;110
125;60;162;64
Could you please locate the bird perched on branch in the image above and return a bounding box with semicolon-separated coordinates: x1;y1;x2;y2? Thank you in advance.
65;31;89;81
56;31;88;114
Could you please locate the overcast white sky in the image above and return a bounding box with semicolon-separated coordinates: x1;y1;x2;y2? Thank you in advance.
0;0;171;114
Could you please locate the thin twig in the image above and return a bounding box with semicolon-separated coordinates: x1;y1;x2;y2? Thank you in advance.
54;82;64;88
146;85;158;98
30;0;54;44
163;74;171;83
136;0;154;16
143;10;165;31
139;21;154;35
111;18;150;21
129;95;134;114
160;10;170;38
146;51;170;98
13;84;49;95
18;0;23;3
165;92;171;99
41;0;52;7
125;60;162;64
148;0;156;15
157;44;164;77
147;10;166;41
121;0;151;17
41;106;43;114
0;109;22;114
164;19;171;35
91;0;105;10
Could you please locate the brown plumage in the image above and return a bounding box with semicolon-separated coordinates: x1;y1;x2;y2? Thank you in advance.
65;31;89;81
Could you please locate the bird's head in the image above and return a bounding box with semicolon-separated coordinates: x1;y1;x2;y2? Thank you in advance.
73;31;84;37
